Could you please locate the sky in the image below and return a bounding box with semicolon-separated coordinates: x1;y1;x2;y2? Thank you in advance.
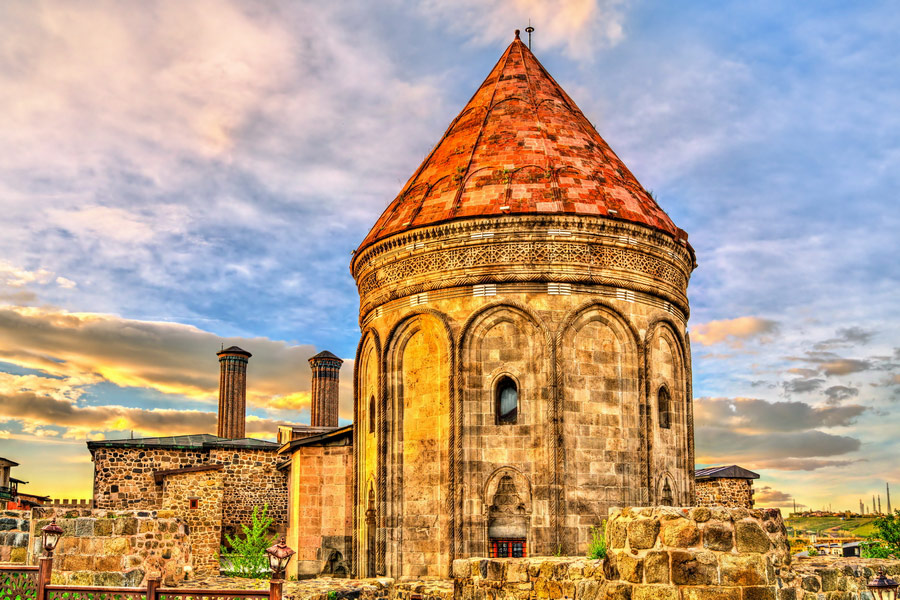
0;0;898;513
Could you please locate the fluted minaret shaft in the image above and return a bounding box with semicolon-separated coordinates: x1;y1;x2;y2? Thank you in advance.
217;346;252;438
309;351;343;427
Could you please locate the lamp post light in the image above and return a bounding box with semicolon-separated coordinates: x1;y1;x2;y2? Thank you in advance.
41;518;64;556
868;568;900;600
37;518;64;599
266;537;295;580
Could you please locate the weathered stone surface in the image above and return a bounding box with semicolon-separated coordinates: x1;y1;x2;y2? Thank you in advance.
661;518;700;548
735;520;771;553
691;507;711;523
742;588;776;600
603;581;632;600
617;554;643;583
627;519;660;550
644;551;669;584
720;554;767;586
609;519;628;549
681;587;740;600
632;585;678;600
703;521;734;551
671;550;718;586
800;576;819;592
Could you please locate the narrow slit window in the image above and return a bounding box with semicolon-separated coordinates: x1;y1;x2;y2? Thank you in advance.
658;386;671;429
368;396;376;434
496;376;518;425
189;498;199;510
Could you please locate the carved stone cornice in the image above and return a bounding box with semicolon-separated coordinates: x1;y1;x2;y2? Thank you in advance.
351;215;695;320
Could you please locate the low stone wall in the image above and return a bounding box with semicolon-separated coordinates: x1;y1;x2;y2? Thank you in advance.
781;557;900;599
30;507;190;586
0;510;29;563
603;506;789;598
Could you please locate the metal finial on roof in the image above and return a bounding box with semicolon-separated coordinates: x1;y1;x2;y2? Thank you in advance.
526;21;534;50
514;29;520;39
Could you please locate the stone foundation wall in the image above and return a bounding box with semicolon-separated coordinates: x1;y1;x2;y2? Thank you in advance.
0;510;29;563
29;507;190;586
696;478;754;508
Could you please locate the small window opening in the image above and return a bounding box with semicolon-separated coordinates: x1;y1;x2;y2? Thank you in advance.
189;498;199;510
490;539;527;558
368;396;376;434
658;386;671;429
495;376;518;425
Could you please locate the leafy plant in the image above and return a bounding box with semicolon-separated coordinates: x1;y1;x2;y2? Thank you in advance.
587;522;607;560
327;592;338;600
861;539;894;558
873;510;900;555
220;504;275;578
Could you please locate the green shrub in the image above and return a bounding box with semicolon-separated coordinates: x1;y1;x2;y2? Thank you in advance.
874;510;900;555
220;504;275;578
861;538;895;558
587;522;607;560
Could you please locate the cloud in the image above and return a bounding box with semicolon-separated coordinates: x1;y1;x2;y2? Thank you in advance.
691;317;779;348
411;0;628;59
814;326;875;350
0;305;354;420
823;385;858;405
694;397;866;433
755;486;793;504
695;428;861;468
789;351;873;376
0;389;290;440
782;378;824;394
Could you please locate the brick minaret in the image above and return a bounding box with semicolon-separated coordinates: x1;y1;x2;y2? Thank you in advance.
309;350;342;427
217;346;251;438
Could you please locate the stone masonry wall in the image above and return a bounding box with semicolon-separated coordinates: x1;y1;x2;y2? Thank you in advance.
696;478;754;509
92;446;287;538
0;510;29;563
161;468;223;576
92;447;208;510
212;448;287;538
29;507;190;586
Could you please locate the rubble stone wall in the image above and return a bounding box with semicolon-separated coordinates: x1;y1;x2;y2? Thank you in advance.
161;468;223;576
211;448;287;537
91;446;287;537
0;510;29;563
695;478;754;509
29;507;189;586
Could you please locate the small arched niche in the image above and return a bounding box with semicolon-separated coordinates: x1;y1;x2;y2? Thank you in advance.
484;468;531;557
657;474;677;507
495;375;519;425
368;395;376;433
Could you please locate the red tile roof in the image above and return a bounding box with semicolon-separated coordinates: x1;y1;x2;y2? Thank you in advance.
358;32;686;253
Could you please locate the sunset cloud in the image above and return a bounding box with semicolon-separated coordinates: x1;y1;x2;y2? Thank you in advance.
691;317;779;348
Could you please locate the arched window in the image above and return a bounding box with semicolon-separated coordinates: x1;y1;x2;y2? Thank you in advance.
495;376;518;425
368;396;375;433
658;386;671;429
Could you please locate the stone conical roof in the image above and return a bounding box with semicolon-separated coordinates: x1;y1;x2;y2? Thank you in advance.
358;32;686;253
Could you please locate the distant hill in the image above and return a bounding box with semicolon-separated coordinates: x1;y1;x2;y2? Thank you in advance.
784;516;878;538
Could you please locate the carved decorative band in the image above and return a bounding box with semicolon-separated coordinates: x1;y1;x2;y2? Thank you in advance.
357;240;688;309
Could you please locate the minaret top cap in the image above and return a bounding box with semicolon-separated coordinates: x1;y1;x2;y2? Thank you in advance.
309;350;343;363
218;345;252;358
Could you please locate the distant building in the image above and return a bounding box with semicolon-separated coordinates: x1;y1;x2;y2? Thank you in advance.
695;465;760;508
0;457;49;510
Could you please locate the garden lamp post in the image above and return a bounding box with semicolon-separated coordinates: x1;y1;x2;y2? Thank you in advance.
266;537;295;580
37;518;64;599
868;569;900;600
41;518;64;556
